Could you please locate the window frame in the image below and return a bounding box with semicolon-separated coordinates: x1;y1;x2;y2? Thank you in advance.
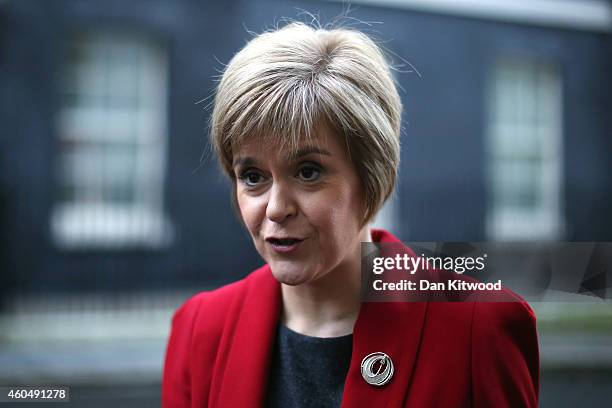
51;30;173;250
485;56;565;241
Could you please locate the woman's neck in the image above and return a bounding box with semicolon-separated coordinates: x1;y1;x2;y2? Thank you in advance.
280;226;372;337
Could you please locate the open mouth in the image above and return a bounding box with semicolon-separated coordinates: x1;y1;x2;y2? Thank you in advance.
266;238;303;246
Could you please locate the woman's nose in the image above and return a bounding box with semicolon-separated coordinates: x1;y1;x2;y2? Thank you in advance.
265;181;297;223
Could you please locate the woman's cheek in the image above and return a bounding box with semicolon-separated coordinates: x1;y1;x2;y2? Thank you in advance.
237;194;262;237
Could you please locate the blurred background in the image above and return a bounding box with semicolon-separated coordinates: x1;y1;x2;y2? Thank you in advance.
0;0;611;406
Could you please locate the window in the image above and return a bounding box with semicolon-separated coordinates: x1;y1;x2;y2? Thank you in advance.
486;57;564;240
52;31;173;249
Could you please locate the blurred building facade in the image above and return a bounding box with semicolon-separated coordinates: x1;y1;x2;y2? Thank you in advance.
1;0;610;297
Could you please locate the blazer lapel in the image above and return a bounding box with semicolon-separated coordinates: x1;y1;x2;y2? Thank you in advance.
340;229;430;407
215;266;281;408
341;301;429;408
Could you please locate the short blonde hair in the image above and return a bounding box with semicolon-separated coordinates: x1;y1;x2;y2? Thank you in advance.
210;21;402;225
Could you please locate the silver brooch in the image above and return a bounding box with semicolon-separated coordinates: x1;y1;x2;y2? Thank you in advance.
360;352;394;386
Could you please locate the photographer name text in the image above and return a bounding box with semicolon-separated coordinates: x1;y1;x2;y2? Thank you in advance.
372;279;502;291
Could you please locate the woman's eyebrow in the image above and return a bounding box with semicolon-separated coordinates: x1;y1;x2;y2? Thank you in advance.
232;157;257;168
291;147;332;160
233;147;331;168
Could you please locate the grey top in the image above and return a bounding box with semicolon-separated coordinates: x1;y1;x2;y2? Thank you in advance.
265;324;353;408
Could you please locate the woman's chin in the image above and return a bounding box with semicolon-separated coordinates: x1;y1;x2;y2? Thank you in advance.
270;266;312;286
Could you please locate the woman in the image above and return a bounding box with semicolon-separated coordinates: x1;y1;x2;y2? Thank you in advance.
162;21;539;407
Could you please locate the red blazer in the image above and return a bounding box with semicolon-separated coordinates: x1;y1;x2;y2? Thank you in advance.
162;229;539;407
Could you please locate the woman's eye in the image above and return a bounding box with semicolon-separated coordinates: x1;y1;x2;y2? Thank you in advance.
239;170;265;187
297;165;322;182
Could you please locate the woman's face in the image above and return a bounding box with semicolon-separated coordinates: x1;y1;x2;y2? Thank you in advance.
233;125;366;286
